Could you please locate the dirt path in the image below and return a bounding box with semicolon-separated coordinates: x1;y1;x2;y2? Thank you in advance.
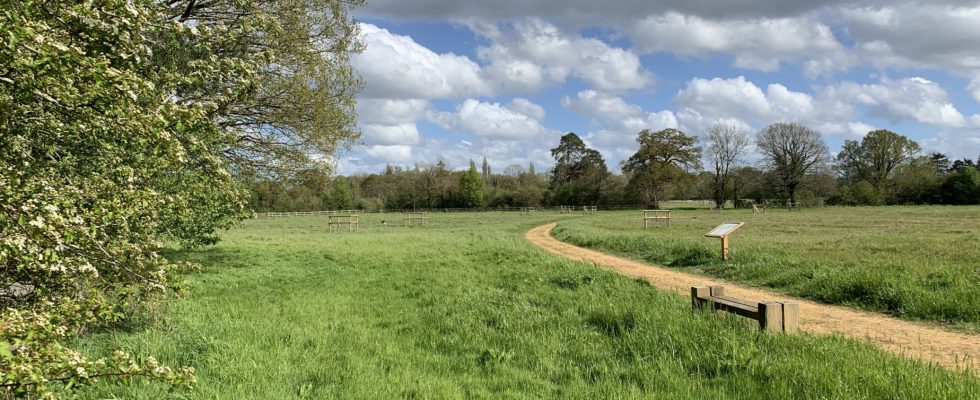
526;222;980;375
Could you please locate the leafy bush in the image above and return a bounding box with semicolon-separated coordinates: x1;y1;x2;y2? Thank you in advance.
0;0;252;396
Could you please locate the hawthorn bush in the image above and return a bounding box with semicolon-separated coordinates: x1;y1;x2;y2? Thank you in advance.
0;0;361;397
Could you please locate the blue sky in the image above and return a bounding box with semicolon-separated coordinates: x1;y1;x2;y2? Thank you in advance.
337;1;980;175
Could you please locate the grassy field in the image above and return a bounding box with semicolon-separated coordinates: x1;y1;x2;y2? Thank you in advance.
76;212;980;398
552;206;980;332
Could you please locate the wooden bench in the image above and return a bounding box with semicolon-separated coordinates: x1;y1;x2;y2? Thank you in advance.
520;207;535;215
786;201;801;211
691;286;798;333
751;203;767;214
327;214;359;232
404;212;427;226
643;209;671;228
558;205;575;214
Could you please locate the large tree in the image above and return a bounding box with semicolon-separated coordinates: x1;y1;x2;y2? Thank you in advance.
622;128;702;209
704;122;750;209
836;129;920;196
756;122;829;204
549;133;609;205
159;0;364;178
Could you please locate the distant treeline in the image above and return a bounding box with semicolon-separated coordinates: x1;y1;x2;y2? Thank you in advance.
247;123;980;212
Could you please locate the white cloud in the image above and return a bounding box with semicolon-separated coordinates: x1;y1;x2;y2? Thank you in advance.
507;97;546;120
673;76;862;135
428;99;554;140
355;98;429;146
968;75;980;103
360;123;421;146
354;23;490;99
561;90;677;133
841;5;980;73
474;18;652;92
364;145;413;162
833;77;968;127
631;12;850;77
359;0;851;25
675;77;774;121
356;98;428;125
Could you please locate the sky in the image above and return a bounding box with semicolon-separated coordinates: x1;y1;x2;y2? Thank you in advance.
336;0;980;175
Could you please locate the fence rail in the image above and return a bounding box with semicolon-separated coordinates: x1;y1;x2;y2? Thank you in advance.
252;200;760;218
255;205;650;218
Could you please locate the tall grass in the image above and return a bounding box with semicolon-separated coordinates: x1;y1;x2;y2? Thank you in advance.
552;205;980;331
76;212;979;398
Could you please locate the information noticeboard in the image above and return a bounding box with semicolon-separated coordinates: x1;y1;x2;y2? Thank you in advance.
705;222;744;238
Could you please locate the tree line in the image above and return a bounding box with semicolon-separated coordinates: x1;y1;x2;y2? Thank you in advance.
251;123;980;211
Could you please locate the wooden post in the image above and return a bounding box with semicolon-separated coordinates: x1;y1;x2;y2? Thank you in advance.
691;286;710;310
781;302;799;333
721;235;730;261
758;302;784;332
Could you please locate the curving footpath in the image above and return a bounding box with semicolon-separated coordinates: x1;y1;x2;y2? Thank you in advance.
526;222;980;375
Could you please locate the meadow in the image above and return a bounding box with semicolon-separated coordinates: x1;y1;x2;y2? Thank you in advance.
552;205;980;332
77;211;980;398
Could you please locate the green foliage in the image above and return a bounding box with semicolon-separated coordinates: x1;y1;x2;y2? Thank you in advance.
326;177;355;210
458;164;487;208
1;0;363;396
941;167;980;205
844;180;880;205
837;130;920;195
159;0;364;177
622;128;702;209
550;133;610;206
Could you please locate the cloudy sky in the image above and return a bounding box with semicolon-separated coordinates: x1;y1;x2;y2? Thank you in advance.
337;1;980;175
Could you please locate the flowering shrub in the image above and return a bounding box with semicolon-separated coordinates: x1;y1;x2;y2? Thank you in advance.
0;0;255;396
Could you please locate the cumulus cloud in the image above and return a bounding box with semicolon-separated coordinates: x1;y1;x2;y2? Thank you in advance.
364;145;413;162
474;18;653;92
428;98;554;140
969;75;980;103
355;98;429;146
358;0;849;24
631;13;850;76
561;90;677;133
840;4;980;73
507;97;547;120
672;76;867;136
354;23;489;99
832;77;969;127
360;123;421;146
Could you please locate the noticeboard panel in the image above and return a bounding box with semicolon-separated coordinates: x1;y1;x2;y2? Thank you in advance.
705;222;744;238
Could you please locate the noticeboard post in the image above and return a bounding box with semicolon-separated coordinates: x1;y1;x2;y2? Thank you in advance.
704;222;745;261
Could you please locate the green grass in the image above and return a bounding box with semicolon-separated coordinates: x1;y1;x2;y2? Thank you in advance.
76;211;980;398
551;206;980;332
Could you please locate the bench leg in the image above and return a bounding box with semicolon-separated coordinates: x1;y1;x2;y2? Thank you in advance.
759;302;784;332
691;286;710;310
781;302;799;333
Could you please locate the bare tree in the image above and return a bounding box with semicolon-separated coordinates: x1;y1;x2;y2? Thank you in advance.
705;122;750;208
756;122;829;204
